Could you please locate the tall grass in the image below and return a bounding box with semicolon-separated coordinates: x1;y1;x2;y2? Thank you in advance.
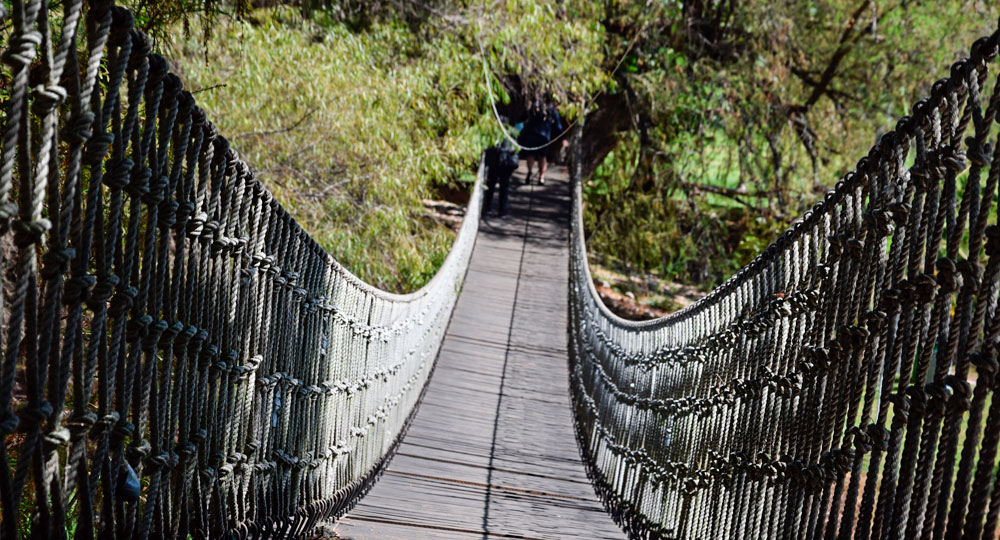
167;8;496;292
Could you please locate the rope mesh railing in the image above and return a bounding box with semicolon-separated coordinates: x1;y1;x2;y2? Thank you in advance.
0;1;481;538
569;22;1000;540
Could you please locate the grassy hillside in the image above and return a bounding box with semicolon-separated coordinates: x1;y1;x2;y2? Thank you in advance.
165;8;493;292
159;4;603;292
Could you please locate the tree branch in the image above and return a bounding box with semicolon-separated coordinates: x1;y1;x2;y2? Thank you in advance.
802;0;872;109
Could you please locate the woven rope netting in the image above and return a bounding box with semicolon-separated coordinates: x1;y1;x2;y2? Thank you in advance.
569;22;1000;540
0;1;481;538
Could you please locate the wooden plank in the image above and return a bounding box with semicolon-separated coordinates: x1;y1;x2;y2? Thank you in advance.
331;165;625;540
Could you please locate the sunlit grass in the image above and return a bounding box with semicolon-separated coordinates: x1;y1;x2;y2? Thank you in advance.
166;7;496;292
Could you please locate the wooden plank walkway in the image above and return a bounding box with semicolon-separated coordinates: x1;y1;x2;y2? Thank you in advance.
331;165;625;539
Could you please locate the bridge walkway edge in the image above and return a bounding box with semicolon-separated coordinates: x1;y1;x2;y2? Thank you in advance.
329;164;626;539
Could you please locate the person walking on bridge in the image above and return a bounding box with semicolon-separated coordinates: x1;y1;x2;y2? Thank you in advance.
483;137;519;218
518;101;566;184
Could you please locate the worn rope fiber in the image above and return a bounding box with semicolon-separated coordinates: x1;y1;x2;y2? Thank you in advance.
0;1;482;538
569;21;1000;540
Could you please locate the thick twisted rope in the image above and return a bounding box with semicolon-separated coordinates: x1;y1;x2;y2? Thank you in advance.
0;2;482;538
568;21;1000;540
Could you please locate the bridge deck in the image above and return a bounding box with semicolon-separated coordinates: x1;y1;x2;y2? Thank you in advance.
331;166;624;539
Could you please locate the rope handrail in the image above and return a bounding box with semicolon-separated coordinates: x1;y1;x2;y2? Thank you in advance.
569;21;1000;540
0;1;481;538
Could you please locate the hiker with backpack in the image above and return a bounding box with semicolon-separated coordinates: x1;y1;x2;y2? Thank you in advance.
518;101;566;184
483;138;519;218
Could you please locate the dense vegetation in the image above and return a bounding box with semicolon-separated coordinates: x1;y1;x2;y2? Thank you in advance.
581;1;999;289
15;0;998;297
165;8;489;292
120;0;603;292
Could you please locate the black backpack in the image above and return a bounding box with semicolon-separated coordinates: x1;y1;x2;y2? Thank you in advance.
486;140;519;170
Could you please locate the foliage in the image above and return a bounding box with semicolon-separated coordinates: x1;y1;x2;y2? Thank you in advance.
123;0;253;45
584;135;788;286
582;0;999;290
162;2;609;291
167;7;500;292
18;0;997;294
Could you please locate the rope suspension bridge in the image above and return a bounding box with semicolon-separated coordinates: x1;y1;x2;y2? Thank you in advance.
2;2;1000;539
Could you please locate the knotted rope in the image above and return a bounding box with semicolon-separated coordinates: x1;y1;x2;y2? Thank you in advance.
0;2;481;538
569;21;1000;540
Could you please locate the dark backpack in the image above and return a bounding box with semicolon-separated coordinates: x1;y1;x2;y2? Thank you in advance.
486;140;519;171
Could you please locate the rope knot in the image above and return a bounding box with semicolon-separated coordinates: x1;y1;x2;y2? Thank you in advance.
174;324;197;348
957;258;982;291
126;438;152;461
867;424;890;452
161;321;184;347
845;238;864;261
162;73;183;101
108;7;135;45
910;163;933;192
864;310;887;332
837;325;869;349
200;467;216;483
40;247;76;279
113;419;135;439
971;352;999;388
201;345;220;369
62;111;96;145
147;54;168;87
126;314;153;343
177;442;198;461
924;381;952;415
1;30;42;69
880;285;902;311
935;257;962;293
201;220;220;244
90;412;120;437
889;392;911;423
940;145;967;174
186;211;207;238
888;202;911;226
147;451;176;470
174;201;195;230
142;174;168;206
849;426;873;453
905;385;928;416
966;136;992;168
104;157;133;190
914;273;937;302
31;83;67;114
125;166;151;200
66;273;101;308
158;200;179;228
863;209;895;237
190;328;209;353
944;375;972;410
66;411;98;440
109;285;138;317
826;234;848;262
20;401;53;424
12;218;51;247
